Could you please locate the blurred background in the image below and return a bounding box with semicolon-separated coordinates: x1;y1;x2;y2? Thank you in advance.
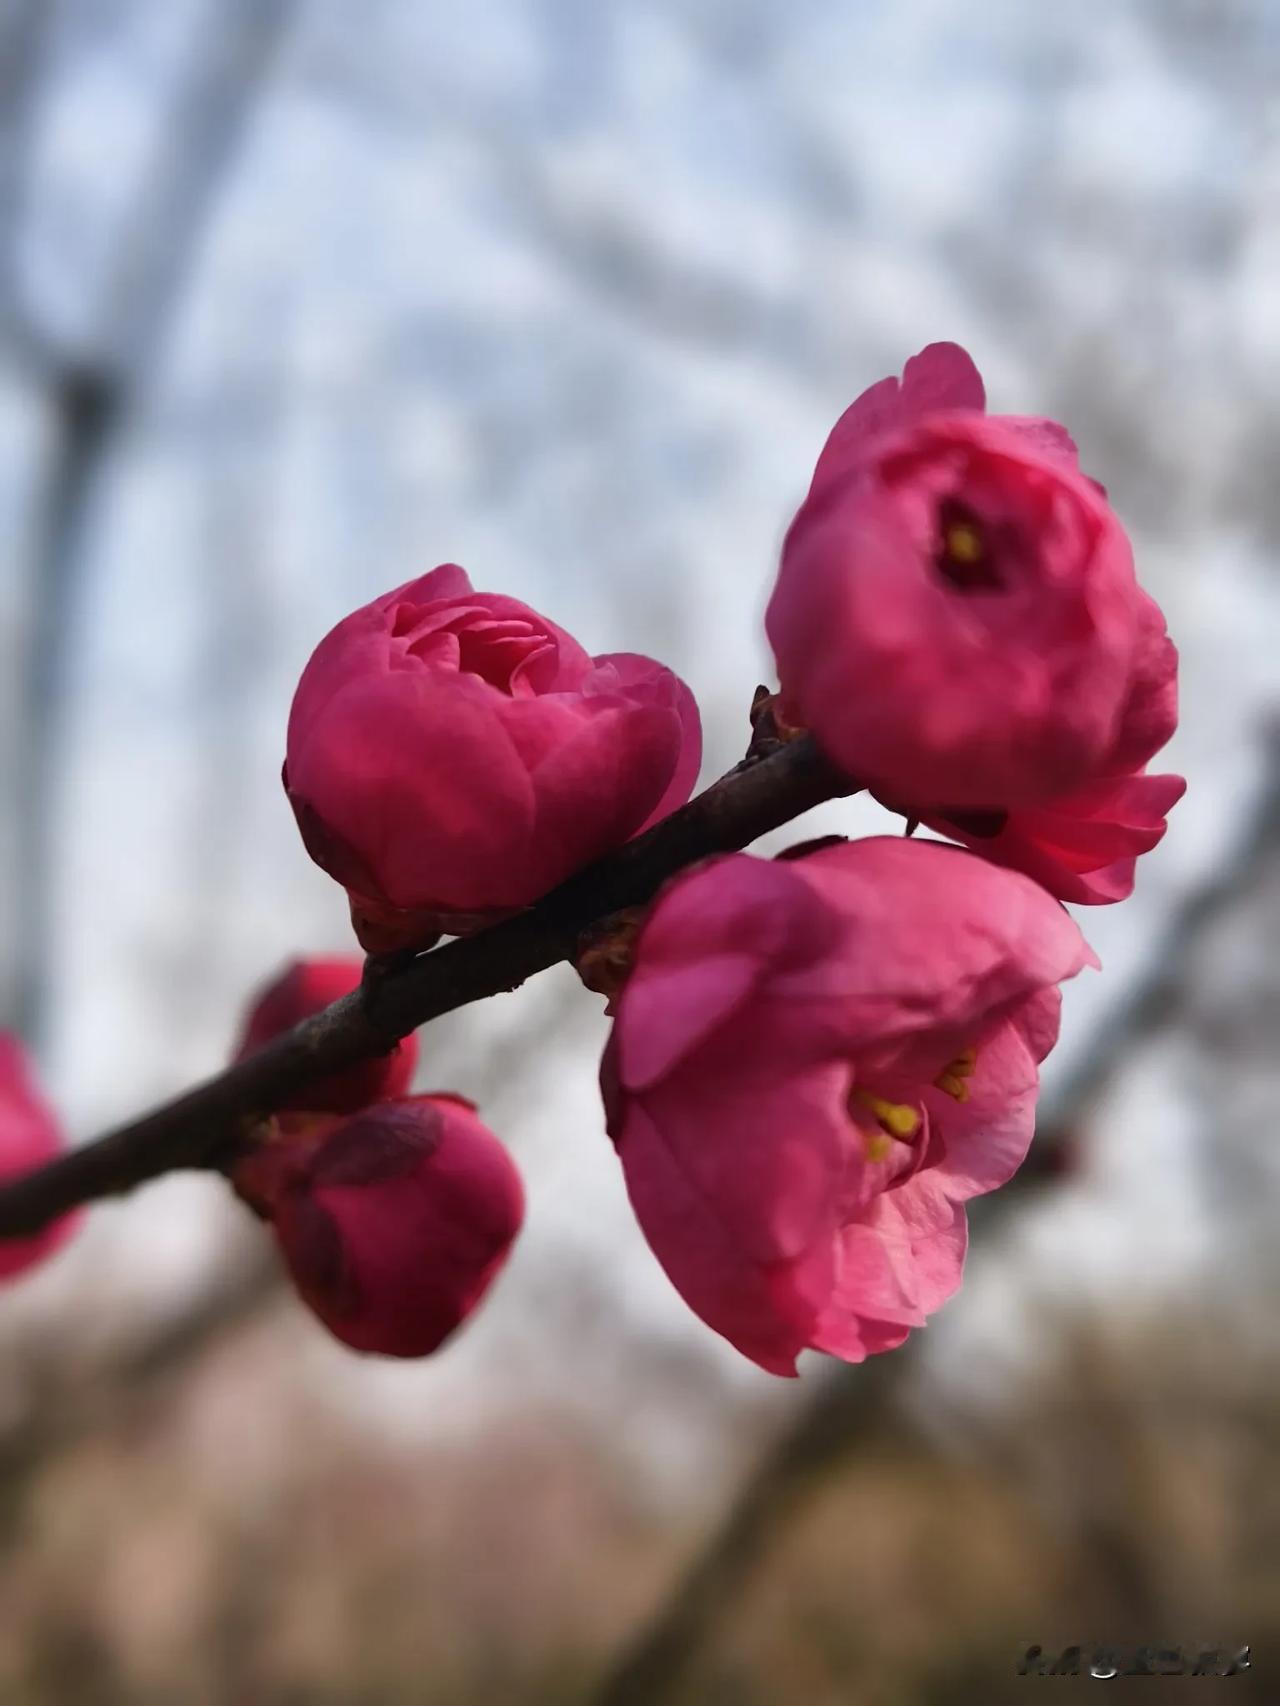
1;0;1278;1700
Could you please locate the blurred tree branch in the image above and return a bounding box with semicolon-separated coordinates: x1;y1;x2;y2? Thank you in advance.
588;742;1280;1706
3;0;297;1042
0;731;850;1240
0;0;58;378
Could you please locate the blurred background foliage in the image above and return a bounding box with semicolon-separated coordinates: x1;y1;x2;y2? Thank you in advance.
0;0;1277;1700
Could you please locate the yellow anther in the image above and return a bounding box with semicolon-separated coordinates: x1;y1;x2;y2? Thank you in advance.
934;1047;978;1103
850;1089;921;1142
945;523;985;565
863;1130;893;1165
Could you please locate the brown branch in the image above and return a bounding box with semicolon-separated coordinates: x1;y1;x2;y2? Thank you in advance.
0;734;851;1241
0;0;59;378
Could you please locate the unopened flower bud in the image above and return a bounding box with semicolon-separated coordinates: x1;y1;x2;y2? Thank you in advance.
235;1095;523;1357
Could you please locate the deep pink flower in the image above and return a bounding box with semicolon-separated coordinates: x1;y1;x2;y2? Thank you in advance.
766;344;1184;898
285;565;702;949
234;955;418;1113
0;1035;80;1283
602;838;1096;1375
234;1094;524;1358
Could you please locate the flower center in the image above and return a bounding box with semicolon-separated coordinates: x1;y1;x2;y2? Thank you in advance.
934;498;1005;591
390;603;559;696
848;1047;979;1163
453;618;550;692
849;1087;921;1163
947;521;983;564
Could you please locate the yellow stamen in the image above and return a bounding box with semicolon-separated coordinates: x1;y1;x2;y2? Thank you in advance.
850;1089;921;1142
863;1130;893;1165
945;522;984;565
934;1047;978;1103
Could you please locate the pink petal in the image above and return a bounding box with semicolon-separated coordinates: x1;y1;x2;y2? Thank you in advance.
899;342;986;417
998;415;1081;473
866;1191;969;1314
287;670;538;913
824;1219;930;1328
1108;593;1180;773
809;342;986;499
928;770;1186;905
916;1012;1044;1203
373;562;475;611
784;838;1096;1060
615;855;827;1089
584;652;703;831
616;1102;823;1376
520;700;681;877
638;1050;851;1261
809;1196;968;1359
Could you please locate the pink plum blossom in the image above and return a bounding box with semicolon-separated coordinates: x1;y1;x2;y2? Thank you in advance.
602;837;1096;1375
234;1094;524;1358
766;344;1183;897
285;565;702;949
234;955;418;1113
0;1035;80;1284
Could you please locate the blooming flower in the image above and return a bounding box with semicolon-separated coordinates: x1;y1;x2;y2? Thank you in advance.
234;955;418;1113
285;565;701;949
601;837;1096;1375
234;1094;524;1357
766;344;1183;899
0;1035;80;1283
